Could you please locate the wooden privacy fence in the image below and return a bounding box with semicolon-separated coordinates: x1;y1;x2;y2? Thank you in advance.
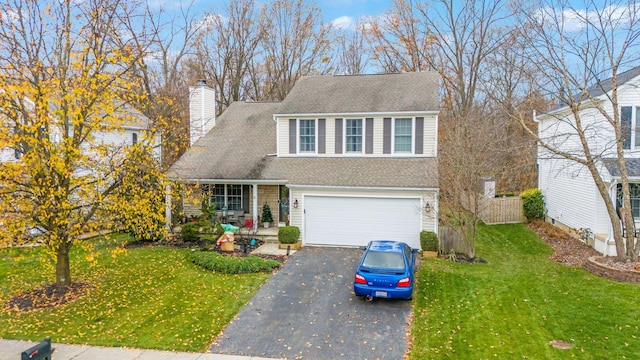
438;226;470;255
461;192;525;225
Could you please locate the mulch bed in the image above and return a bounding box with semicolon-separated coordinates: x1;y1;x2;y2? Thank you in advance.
527;220;601;267
5;281;92;313
527;220;640;271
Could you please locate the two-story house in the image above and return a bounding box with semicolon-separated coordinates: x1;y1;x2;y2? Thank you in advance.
537;66;640;256
168;73;439;249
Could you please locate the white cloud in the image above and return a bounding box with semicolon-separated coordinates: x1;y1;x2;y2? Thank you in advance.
331;16;355;30
535;4;634;33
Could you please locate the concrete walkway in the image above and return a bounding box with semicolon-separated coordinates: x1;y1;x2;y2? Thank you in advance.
0;339;280;360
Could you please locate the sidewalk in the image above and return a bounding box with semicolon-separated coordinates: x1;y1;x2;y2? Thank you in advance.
0;339;280;360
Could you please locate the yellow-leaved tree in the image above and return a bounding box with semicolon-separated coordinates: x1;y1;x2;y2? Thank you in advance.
0;0;171;287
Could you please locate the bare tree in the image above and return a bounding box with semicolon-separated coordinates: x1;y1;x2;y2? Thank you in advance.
259;0;335;101
364;0;436;73
335;21;370;75
508;0;640;260
122;1;203;168
194;0;266;111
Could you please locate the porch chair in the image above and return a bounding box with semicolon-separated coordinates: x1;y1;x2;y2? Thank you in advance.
619;208;640;238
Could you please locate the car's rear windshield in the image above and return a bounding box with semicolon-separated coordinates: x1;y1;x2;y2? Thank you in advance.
362;250;405;270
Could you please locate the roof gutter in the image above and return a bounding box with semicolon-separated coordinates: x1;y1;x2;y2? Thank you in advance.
286;184;439;191
168;178;288;185
273;110;439;118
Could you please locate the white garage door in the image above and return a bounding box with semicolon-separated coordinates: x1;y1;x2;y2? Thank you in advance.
304;196;421;248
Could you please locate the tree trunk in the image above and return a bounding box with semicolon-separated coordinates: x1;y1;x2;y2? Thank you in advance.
56;243;71;287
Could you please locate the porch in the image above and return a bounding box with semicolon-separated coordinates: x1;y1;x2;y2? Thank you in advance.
178;183;290;232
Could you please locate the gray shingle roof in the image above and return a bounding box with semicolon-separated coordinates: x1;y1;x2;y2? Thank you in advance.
603;158;640;178
169;72;439;189
168;101;280;180
586;66;640;98
276;72;440;114
261;157;438;188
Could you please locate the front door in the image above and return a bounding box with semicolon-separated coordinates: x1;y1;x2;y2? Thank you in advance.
279;185;289;223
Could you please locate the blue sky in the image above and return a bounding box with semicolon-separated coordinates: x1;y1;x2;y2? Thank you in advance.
149;0;393;28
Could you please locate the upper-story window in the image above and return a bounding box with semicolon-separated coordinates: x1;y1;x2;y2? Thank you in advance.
394;118;413;153
299;119;316;152
132;132;138;145
345;118;363;153
621;106;640;149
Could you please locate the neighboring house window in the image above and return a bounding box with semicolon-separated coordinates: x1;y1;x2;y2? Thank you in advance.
621;106;632;149
345;118;363;153
635;106;640;148
394;118;413;153
211;184;243;211
299;119;316;152
132;132;138;145
617;183;640;218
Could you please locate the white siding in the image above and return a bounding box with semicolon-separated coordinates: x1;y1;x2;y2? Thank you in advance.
538;157;604;233
276;113;437;157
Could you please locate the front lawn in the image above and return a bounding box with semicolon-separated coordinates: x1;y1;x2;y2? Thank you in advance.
0;235;271;352
411;223;640;359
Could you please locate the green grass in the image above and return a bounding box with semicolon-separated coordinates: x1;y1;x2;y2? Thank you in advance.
411;223;640;359
0;235;271;352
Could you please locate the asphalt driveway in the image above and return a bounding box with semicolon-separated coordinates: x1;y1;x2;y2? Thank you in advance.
210;247;412;360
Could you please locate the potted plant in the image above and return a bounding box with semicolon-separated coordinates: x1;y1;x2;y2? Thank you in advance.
278;226;301;250
261;202;274;228
420;231;438;258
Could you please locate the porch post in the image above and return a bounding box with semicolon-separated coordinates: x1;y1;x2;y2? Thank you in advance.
253;183;258;232
165;184;172;229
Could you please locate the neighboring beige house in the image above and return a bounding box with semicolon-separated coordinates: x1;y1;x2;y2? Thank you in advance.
168;73;439;249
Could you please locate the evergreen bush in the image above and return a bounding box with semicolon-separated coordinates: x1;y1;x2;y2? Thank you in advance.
420;231;439;251
521;188;544;220
278;226;300;244
261;203;274;223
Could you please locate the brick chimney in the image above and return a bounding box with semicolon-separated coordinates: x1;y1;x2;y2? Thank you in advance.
189;79;216;146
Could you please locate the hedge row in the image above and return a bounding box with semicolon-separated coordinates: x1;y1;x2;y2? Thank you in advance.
189;250;281;274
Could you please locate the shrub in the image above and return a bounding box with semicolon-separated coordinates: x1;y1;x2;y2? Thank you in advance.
181;222;199;242
278;226;300;244
181;220;220;242
420;231;438;251
521;188;544;220
189;251;281;274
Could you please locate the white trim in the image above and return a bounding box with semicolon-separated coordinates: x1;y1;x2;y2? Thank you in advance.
274;111;439;117
287;184;439;191
172;178;288;185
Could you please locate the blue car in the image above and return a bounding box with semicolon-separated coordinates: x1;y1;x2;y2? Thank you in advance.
354;240;418;301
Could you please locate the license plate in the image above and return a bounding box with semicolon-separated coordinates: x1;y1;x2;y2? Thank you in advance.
375;291;387;298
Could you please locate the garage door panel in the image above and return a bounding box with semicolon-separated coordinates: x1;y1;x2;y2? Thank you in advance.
304;196;421;248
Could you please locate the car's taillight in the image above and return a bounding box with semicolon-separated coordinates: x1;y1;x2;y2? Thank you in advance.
397;277;411;287
355;273;367;284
